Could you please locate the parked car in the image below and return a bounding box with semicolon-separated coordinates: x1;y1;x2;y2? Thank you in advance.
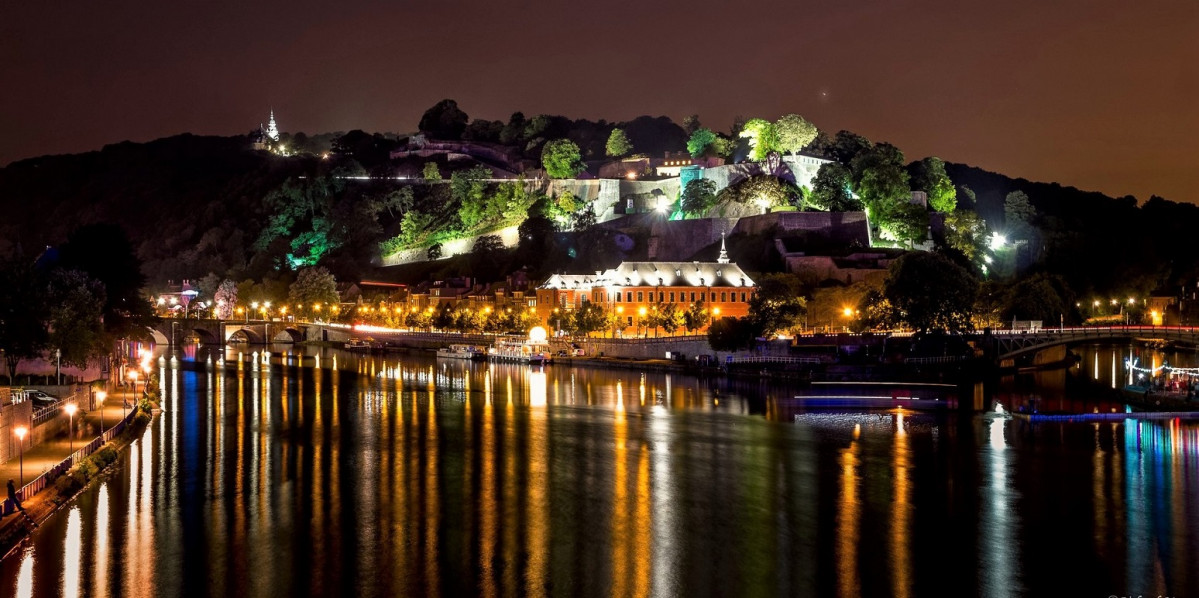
27;390;58;407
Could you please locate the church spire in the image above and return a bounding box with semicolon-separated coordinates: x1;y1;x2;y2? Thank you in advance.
266;110;279;141
717;232;730;264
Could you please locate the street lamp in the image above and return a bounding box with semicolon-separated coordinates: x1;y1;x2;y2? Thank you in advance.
13;426;27;485
64;403;78;455
96;390;107;435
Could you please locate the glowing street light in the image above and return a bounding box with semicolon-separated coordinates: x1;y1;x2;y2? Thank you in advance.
96;390;107;435
64;403;78;455
13;426;27;485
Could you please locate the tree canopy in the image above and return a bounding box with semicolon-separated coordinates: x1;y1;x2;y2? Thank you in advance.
884;252;979;332
418;99;469;140
775;114;819;155
605;128;633;158
541;139;585;179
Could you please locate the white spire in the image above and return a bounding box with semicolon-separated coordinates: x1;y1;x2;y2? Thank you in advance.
717;232;729;264
266;110;279;141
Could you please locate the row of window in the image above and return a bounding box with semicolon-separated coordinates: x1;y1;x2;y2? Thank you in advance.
605;290;748;304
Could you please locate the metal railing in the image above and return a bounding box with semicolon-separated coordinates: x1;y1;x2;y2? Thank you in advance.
728;355;824;365
30;393;81;427
1;408;138;516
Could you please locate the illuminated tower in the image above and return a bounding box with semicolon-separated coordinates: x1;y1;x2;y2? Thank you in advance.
717;232;730;264
266;110;280;141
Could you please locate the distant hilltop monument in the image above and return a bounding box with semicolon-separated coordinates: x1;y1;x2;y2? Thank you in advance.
250;109;281;151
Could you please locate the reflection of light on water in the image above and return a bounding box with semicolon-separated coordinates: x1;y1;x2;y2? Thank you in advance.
837;438;860;598
62;507;82;597
529;370;547;407
892;413;911;598
15;546;33;598
650;407;676;597
95;484;110;594
982;417;1019;596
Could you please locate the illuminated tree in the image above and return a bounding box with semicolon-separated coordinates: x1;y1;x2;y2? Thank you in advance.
214;279;238;319
288;267;339;309
739;118;780;162
682;297;711;334
655;302;683;335
829;130;872;165
570;302;609;336
775;114;819;155
809;163;859;211
747;274;805;338
422;162;442;181
605;128;633;158
911;157;956;212
541;139;585;179
687;128;718;158
681;178;718;217
943;210;987;262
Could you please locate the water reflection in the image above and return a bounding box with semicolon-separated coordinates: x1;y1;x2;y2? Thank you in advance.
1;349;1197;597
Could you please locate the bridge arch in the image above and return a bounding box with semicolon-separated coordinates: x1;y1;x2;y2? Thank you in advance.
272;328;304;343
144;327;170;346
226;327;265;344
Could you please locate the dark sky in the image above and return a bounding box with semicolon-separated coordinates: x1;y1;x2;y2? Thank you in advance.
3;0;1196;202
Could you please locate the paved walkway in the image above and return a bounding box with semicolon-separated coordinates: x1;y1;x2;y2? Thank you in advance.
0;388;136;488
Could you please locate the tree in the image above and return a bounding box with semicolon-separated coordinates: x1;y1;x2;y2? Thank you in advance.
726;175;795;210
0;260;48;383
883;202;930;248
427;243;443;260
747;274;805;338
288;266;339;308
422;162;442;181
883;252;979;332
683;298;711;334
452;165;493;229
682;114;701;134
46;269;107;369
470;235;506;280
56;223;151;340
680;179;718;217
1004;191;1036;241
687;128;718;158
829;130;872;165
809;163;860;211
655;302;683;335
707;317;756;351
605;128;633;158
541;139;585;179
570;302;609;336
911;157;956;212
775;114;819;155
739;118;780;162
944;210;987;262
214;279;238;319
418;99;469;140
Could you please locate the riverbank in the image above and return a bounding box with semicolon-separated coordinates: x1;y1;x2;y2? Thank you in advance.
0;388;154;561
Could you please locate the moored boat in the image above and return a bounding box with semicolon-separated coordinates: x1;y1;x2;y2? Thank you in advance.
488;336;550;365
436;344;487;361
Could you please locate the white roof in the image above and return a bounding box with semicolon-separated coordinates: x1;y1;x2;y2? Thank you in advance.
541;261;754;290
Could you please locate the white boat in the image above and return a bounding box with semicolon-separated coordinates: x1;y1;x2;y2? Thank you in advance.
488;337;550;365
344;338;375;351
436;344;486;361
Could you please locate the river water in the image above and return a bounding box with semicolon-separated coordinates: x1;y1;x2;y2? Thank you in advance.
1;344;1196;597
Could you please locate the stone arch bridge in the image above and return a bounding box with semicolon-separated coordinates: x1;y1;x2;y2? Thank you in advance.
147;319;310;346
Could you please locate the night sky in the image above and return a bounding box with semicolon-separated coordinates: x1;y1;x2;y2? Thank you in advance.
3;0;1195;202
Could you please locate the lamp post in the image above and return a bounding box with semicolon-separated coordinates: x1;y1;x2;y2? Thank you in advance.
96;390;107;435
64;402;78;455
13;426;27;485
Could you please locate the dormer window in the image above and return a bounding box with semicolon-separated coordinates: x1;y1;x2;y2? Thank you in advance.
716;270;722;278
658;277;663;286
674;269;681;277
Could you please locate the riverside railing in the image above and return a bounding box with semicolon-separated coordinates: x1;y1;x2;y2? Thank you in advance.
30;393;81;427
1;407;139;516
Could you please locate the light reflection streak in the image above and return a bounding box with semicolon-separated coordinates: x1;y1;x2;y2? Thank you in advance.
62;508;81;597
891;412;911;598
981;417;1018;597
837;435;860;598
